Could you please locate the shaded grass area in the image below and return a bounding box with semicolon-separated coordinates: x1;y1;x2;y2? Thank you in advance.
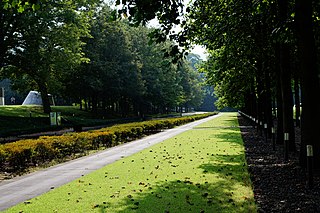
0;106;137;138
0;106;50;136
4;113;256;213
0;105;46;117
0;106;188;138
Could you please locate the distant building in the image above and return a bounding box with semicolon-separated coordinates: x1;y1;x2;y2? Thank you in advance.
0;79;24;105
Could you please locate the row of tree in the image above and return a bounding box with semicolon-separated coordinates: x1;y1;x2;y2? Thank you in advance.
0;1;208;116
190;0;320;169
110;0;320;169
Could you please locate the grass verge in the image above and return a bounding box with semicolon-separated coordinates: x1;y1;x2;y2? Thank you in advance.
0;106;187;138
0;105;142;138
4;112;256;213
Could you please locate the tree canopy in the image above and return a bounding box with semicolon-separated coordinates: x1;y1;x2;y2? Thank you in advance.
1;0;99;112
1;1;207;116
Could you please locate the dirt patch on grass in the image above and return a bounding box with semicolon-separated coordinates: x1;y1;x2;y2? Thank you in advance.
238;115;320;213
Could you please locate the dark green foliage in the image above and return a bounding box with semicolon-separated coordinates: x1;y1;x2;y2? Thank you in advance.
1;1;207;117
1;0;99;113
63;4;206;116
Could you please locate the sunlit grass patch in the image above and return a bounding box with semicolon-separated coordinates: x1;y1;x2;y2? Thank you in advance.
0;105;45;117
5;112;256;213
194;112;240;128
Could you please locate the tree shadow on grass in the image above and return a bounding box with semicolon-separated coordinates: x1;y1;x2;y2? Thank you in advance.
95;117;255;213
200;129;252;187
97;146;255;212
98;178;256;213
198;154;251;188
211;128;243;143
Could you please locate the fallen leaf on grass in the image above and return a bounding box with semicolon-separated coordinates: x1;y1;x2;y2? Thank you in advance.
92;204;99;209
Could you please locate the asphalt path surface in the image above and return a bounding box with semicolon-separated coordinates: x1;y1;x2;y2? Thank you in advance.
0;113;221;211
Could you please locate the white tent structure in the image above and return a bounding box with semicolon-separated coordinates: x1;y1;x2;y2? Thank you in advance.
22;91;55;106
22;91;42;105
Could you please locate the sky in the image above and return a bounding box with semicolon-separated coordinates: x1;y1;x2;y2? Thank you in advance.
146;14;208;61
190;45;208;60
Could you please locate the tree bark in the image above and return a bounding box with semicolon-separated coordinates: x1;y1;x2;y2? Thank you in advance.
277;0;295;153
296;0;320;169
275;45;284;145
294;76;301;127
91;95;98;113
279;43;295;152
256;69;264;126
37;80;51;114
264;66;273;138
79;97;83;110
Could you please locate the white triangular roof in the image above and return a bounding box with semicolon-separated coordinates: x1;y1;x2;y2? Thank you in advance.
22;91;43;105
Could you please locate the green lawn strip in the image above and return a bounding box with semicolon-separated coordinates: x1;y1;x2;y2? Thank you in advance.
194;112;240;128
0;105;46;117
5;112;256;213
0;106;86;137
0;105;194;137
0;106;128;137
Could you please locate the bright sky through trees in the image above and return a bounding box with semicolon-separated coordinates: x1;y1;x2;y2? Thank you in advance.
146;18;208;60
106;0;207;60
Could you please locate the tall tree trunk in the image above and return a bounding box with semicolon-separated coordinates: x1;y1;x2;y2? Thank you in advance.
91;95;97;113
37;81;51;114
296;0;320;169
272;97;277;119
294;76;301;127
264;70;273;138
251;83;257;118
275;45;284;145
79;97;83;110
277;0;295;153
256;71;264;126
279;44;295;152
243;87;255;116
258;10;273;137
84;98;88;111
102;99;107;115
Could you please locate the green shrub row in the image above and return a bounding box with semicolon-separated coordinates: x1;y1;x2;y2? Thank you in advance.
0;112;216;171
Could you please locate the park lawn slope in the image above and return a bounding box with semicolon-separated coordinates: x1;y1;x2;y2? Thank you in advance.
0;105;136;137
5;112;256;213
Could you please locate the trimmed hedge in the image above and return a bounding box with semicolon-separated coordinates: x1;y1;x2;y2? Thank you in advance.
0;112;216;171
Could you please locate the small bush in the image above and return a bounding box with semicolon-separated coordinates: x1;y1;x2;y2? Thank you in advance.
0;147;8;169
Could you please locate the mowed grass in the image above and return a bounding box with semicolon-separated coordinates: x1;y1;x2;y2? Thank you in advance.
0;105;99;118
4;112;256;213
0;106;127;137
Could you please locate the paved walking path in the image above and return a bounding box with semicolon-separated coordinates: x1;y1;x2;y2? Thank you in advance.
0;113;221;211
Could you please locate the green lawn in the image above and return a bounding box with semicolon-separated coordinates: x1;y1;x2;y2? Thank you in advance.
0;105;187;138
0;105;47;117
4;112;256;213
0;106;135;137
